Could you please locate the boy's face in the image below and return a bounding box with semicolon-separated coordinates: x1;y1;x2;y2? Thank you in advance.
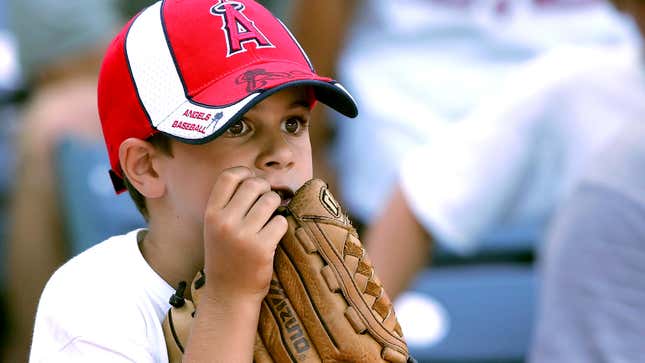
158;86;313;225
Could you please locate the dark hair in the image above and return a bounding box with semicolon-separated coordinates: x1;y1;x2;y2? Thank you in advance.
124;133;173;221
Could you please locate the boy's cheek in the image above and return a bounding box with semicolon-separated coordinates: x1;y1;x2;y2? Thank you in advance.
299;163;314;185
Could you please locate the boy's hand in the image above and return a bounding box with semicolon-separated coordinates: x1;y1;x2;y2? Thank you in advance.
202;166;288;302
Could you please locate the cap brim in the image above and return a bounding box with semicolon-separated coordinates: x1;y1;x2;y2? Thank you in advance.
152;62;358;144
222;78;359;120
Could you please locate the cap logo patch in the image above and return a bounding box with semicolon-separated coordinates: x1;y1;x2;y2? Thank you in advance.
236;68;310;92
210;1;274;57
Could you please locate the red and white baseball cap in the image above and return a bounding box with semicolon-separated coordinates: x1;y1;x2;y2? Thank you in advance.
98;0;358;192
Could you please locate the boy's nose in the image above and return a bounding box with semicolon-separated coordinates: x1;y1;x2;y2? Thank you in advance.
256;132;295;170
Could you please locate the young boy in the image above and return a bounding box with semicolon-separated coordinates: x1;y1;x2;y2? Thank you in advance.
29;0;357;361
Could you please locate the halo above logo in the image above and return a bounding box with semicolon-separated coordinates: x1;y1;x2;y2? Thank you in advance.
210;1;245;14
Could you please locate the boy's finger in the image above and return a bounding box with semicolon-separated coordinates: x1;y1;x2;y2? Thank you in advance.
207;166;255;209
225;177;271;217
259;215;288;247
244;191;281;229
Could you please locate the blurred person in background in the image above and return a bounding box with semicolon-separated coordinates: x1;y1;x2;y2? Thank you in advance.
291;0;643;300
0;0;22;356
4;0;152;360
530;1;645;361
365;39;645;299
291;0;638;227
529;119;645;363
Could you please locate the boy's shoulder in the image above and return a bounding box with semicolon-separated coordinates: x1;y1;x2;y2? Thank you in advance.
47;229;142;290
37;229;173;324
31;230;175;360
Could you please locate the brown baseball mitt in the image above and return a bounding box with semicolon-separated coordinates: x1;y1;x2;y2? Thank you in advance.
162;179;415;363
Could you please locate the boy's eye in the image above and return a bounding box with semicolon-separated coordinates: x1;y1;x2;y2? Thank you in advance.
225;120;250;136
282;117;306;134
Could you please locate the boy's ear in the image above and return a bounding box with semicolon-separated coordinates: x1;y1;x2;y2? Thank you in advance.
119;138;165;198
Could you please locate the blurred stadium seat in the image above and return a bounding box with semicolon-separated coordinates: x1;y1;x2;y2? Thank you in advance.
398;225;538;362
55;138;145;256
399;265;536;363
432;222;539;267
389;185;538;362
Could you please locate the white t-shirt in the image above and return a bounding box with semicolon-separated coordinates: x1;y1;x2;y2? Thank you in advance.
30;229;175;363
399;46;645;254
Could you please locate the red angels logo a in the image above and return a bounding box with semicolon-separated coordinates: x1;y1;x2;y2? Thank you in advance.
210;1;274;57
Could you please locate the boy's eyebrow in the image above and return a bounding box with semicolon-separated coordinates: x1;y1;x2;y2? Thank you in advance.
291;99;312;109
252;98;311;112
